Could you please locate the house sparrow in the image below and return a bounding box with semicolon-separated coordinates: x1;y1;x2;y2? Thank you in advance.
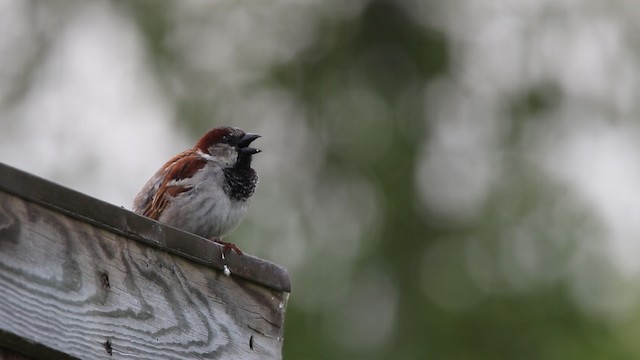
133;126;261;255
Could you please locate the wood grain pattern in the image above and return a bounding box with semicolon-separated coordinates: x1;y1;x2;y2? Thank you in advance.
0;191;287;359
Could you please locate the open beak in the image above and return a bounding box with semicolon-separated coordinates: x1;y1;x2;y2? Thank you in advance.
238;133;261;155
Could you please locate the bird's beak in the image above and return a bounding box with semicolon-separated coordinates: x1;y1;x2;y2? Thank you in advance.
238;133;261;155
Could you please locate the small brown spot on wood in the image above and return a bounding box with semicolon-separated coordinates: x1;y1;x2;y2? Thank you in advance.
100;272;110;289
103;339;112;356
249;335;254;350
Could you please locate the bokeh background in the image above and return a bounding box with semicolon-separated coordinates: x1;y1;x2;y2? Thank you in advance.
2;0;640;358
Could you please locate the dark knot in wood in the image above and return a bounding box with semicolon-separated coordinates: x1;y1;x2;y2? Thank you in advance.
100;272;110;289
103;339;112;356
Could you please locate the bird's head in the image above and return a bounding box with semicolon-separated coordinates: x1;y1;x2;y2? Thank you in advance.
195;126;261;168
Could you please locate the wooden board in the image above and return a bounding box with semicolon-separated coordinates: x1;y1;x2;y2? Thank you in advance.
0;163;289;359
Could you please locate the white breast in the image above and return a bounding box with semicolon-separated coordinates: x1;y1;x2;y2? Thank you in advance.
158;163;249;239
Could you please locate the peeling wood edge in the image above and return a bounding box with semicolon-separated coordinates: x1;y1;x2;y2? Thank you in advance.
0;162;291;293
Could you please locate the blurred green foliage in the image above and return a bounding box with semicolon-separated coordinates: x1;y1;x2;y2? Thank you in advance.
4;0;640;359
125;0;640;358
267;2;618;359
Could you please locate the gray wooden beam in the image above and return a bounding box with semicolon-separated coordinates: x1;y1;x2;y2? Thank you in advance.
0;163;290;359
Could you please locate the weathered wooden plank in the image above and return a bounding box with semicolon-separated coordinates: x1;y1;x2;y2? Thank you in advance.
0;163;290;359
0;163;290;293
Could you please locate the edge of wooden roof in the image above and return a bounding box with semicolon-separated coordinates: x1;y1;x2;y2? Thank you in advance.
0;162;291;293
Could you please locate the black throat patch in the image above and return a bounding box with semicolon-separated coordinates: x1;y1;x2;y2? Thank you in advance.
223;167;258;201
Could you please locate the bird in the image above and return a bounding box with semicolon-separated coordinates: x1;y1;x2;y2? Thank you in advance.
133;126;260;255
